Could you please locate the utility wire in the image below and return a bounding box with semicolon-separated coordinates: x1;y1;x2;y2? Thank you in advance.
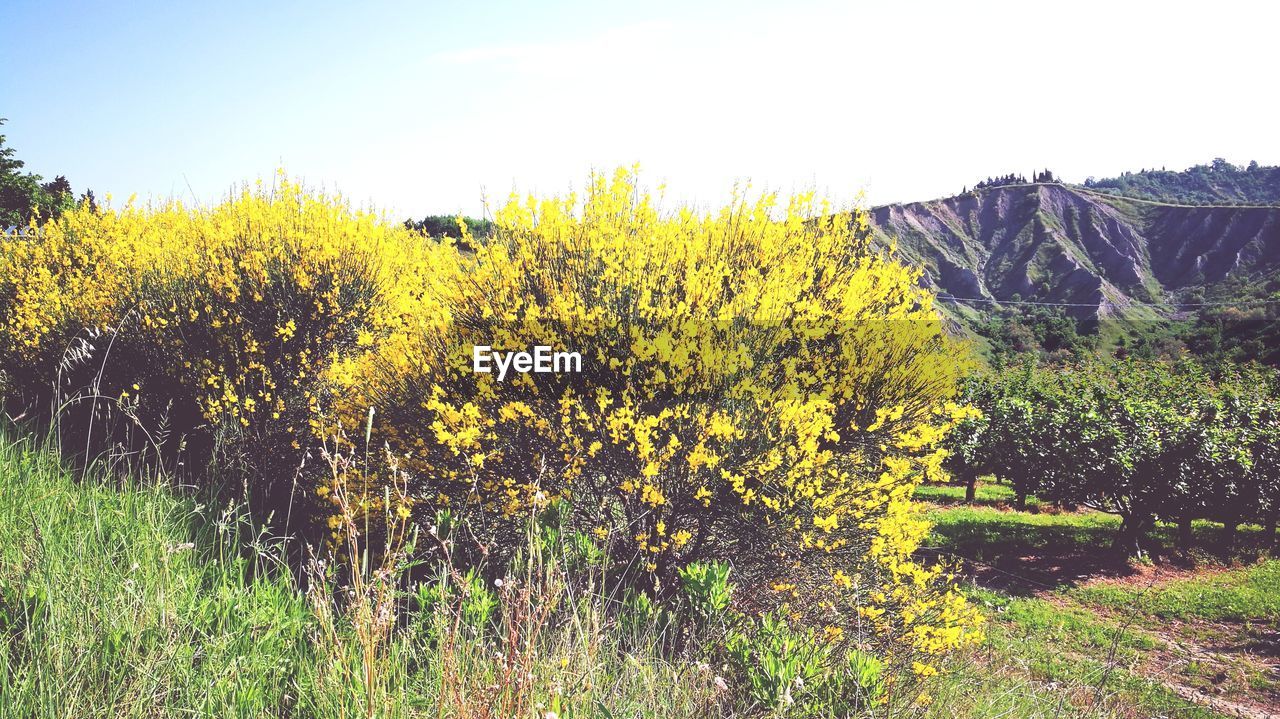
937;295;1280;309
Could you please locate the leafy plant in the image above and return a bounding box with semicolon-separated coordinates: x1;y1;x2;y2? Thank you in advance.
678;561;733;620
725;611;834;713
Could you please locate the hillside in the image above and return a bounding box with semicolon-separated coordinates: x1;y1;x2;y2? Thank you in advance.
868;183;1280;330
1083;159;1280;205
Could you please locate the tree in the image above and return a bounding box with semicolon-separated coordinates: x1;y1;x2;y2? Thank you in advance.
0;119;75;226
949;356;1280;555
947;356;1056;509
403;214;494;251
944;374;994;502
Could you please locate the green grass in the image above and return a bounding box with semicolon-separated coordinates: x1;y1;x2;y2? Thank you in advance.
923;498;1280;718
929;588;1222;719
926;504;1121;563
1071;561;1280;624
926;497;1272;564
0;432;721;718
6;427;1273;719
968;587;1157;653
913;481;1036;508
0;434;316;716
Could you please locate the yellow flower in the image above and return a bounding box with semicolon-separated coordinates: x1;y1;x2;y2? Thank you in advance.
0;168;984;663
911;661;938;678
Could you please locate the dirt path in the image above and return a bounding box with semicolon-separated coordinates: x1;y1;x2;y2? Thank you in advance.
1163;680;1277;719
1042;568;1280;718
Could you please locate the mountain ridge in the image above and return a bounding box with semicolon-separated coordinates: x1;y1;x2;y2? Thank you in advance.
868;181;1280;323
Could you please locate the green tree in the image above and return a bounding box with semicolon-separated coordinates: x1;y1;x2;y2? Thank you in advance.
403;214;494;250
953;357;1280;554
0;119;75;226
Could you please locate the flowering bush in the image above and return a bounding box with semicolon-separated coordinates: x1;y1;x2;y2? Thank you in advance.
0;177;432;513
0;169;984;681
343;169;984;671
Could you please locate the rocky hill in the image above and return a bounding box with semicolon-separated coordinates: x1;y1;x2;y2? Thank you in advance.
868;183;1280;321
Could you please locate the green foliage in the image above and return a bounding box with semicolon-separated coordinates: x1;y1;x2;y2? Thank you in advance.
619;588;676;641
1083;158;1280;205
976;305;1097;360
725;611;833;712
534;500;606;572
950;356;1280;552
456;568;500;629
0;119;77;227
838;651;887;707
676;561;733;619
718;609;889;714
1177;276;1280;366
403;214;494;247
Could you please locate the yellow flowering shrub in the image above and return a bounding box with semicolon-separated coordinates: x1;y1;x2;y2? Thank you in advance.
0;168;983;673
0;177;433;512
344;169;984;665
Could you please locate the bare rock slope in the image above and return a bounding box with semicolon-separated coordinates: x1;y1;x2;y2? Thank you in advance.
868;184;1280;318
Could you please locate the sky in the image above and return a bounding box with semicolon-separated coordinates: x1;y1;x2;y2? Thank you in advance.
2;0;1277;219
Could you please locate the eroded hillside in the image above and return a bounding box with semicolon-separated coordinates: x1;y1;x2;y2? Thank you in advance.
869;184;1280;320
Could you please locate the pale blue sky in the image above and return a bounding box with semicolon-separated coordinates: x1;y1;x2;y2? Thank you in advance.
2;0;1277;219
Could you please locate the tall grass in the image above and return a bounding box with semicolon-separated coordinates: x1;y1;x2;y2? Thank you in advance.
0;431;726;718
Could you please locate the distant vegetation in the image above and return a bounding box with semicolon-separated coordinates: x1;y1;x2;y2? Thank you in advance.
972;292;1280;368
961;159;1280;205
1174;275;1280;366
963;169;1057;194
403;214;494;247
975;305;1098;362
0;118;86;227
946;356;1280;554
1082;158;1280;205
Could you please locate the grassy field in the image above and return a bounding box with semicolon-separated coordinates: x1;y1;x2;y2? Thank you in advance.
0;432;722;718
920;481;1280;719
4;437;1277;718
912;481;1039;508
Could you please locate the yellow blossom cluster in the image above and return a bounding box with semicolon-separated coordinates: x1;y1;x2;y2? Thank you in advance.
0;167;984;661
0;175;451;513
342;168;983;656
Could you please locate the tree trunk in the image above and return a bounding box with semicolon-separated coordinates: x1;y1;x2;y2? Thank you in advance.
1222;516;1240;552
1177;515;1194;552
1114;514;1151;556
1015;491;1027;511
1266;513;1277;548
965;473;977;503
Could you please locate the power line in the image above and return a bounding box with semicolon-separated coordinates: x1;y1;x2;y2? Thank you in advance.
937;295;1280;309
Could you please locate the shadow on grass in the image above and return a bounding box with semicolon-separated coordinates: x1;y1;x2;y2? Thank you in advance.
1241;628;1280;658
921;506;1276;596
